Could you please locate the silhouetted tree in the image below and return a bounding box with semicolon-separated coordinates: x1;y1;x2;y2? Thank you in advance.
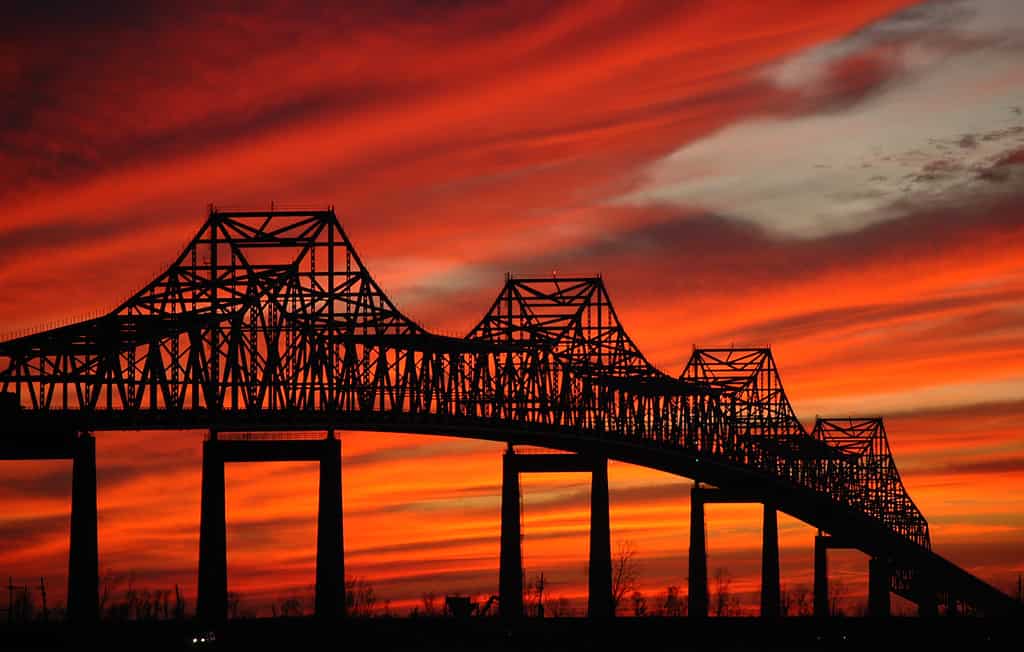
828;578;848;617
611;540;640;615
661;584;686;617
712;568;740;617
345;577;377;616
98;568;124;616
790;584;812;616
421;591;438;616
546;596;573;617
631;590;647;617
278;597;304;617
525;572;552;617
227;591;241;619
174;584;186;620
11;584;34;622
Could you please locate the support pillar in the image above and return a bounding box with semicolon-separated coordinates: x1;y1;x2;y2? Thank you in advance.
917;575;938;618
918;594;938;618
67;433;98;623
813;535;829;618
498;445;523;619
760;503;780;619
588;458;613;619
315;436;344;619
688;485;708;618
197;437;227;623
868;556;890;618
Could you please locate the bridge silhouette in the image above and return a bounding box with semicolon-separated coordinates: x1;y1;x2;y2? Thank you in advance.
0;208;1019;623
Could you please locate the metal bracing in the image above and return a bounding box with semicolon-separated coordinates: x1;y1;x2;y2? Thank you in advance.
0;207;1017;616
811;418;929;547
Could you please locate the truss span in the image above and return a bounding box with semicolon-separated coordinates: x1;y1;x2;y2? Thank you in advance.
0;207;1018;615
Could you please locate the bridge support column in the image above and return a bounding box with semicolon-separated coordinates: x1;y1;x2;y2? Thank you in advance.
67;433;98;623
197;437;227;624
814;534;829;618
916;575;938;618
315;435;344;619
760;503;780;619
588;458;613;619
499;445;523;619
688;485;708;618
918;595;938;618
868;556;890;618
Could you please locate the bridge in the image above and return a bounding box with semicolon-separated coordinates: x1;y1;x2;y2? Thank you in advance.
0;208;1019;623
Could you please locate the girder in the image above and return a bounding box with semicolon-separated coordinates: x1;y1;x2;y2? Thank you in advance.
0;207;1017;616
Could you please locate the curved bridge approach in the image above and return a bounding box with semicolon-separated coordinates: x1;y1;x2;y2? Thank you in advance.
0;208;1018;621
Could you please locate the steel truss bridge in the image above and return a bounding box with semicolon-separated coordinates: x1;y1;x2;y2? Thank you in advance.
0;208;1018;622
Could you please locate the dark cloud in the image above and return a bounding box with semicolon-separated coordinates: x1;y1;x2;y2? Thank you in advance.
698;286;1024;346
929;456;1024;477
0;513;69;548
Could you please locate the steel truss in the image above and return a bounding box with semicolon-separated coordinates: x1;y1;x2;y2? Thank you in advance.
0;208;1015;615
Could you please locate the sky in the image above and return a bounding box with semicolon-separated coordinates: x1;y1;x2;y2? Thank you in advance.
1;0;1022;617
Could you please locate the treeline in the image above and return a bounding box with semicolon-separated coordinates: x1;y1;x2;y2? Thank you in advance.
4;568;871;623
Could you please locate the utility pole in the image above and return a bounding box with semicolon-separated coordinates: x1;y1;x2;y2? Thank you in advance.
6;577;12;624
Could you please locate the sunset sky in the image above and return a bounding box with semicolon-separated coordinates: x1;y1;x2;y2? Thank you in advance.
1;0;1023;617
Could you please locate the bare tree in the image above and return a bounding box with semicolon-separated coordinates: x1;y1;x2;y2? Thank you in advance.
631;591;647;617
278;596;304;617
345;577;377;616
829;578;848;617
173;584;186;620
547;596;573;617
779;583;793;616
526;572;548;617
227;591;241;619
421;591;438;616
98;568;124;617
662;585;685;617
791;584;811;616
712;567;740;617
611;540;640;615
11;584;34;623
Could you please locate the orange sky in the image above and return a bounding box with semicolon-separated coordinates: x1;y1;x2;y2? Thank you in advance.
1;0;1023;617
